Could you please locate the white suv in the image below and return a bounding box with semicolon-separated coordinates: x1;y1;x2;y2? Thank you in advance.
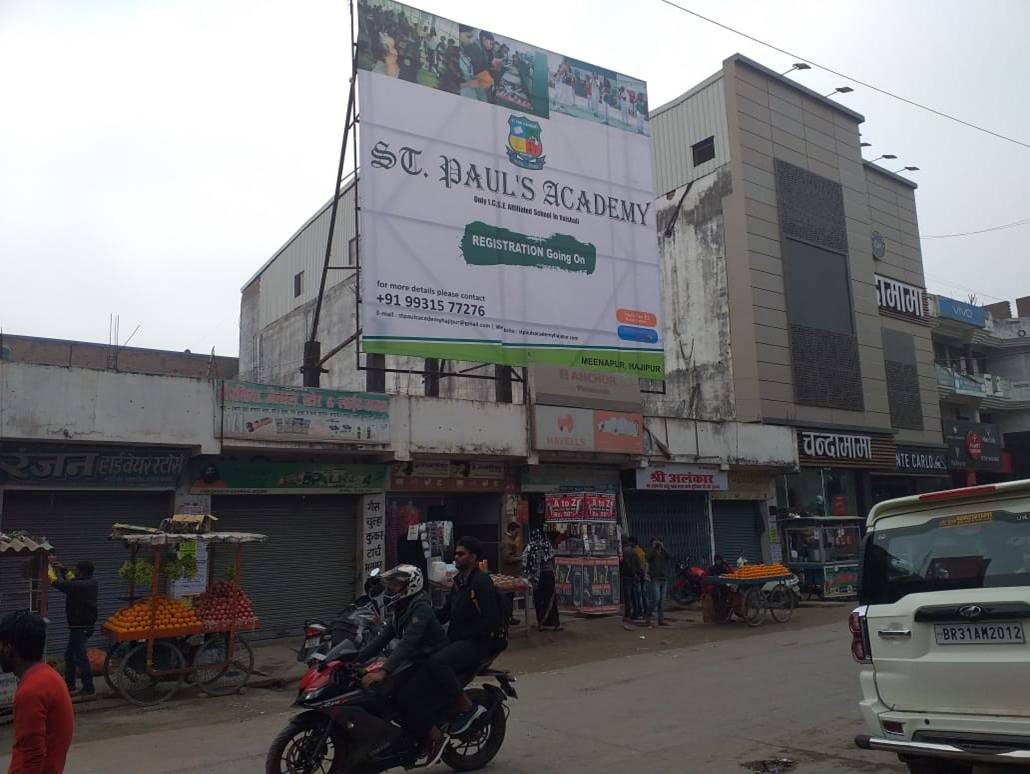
852;480;1030;773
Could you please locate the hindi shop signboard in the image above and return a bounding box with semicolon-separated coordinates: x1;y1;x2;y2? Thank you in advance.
544;492;617;522
220;381;390;445
875;274;924;319
635;463;727;492
357;0;663;378
0;445;187;488
361;493;387;579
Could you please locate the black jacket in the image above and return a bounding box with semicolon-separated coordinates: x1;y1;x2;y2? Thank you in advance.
359;592;447;674
437;567;501;645
54;573;98;628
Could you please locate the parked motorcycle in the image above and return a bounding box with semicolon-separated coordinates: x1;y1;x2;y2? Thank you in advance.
266;637;517;774
670;560;706;606
297;570;386;664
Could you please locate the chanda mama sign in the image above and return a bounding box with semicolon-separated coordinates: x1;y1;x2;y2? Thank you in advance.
356;0;663;378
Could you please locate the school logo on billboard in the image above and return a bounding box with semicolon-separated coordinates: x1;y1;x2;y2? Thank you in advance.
506;115;545;170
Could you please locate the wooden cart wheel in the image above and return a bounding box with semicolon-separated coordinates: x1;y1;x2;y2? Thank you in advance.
767;583;795;623
103;641;136;696
194;633;254;696
741;586;766;627
114;640;185;707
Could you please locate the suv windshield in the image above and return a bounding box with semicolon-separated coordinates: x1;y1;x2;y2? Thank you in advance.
861;510;1030;605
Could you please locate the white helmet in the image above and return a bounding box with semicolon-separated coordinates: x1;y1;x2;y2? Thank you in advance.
381;564;424;608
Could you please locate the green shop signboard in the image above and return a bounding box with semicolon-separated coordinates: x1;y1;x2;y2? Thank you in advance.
191;462;386;495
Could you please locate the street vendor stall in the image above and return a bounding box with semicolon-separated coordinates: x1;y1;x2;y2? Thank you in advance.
0;531;53;709
701;563;795;627
101;520;267;706
780;516;863;599
544;492;621;615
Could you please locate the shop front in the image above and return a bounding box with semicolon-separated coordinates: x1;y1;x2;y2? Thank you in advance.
384;460;518;574
623;463;727;565
943;420;1006;486
710;470;779;565
190;459;386;639
870;445;951;505
776;430;898;522
0;442;187;652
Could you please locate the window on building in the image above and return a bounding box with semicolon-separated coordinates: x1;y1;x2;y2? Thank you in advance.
348;237;358;266
777;469;860;518
691;136;715;167
293;271;304;298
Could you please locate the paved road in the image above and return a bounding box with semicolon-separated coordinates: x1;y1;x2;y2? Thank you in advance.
2;620;902;773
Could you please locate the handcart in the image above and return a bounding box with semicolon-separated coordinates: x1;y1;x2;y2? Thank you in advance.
102;528;267;706
701;567;795;627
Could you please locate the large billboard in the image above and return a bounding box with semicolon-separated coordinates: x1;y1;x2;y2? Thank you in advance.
356;0;663;377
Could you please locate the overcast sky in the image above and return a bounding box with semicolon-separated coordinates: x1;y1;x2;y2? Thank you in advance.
2;0;1028;358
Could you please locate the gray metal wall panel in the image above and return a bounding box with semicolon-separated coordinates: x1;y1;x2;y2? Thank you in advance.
712;500;763;564
651;78;729;196
257;187;357;330
623;491;710;566
0;491;172;656
210;495;357;640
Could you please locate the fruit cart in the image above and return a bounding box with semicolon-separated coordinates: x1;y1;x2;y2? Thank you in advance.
701;563;795;627
0;531;53;709
102;527;267;706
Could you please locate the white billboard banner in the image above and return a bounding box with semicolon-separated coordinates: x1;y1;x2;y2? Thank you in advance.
356;0;663;378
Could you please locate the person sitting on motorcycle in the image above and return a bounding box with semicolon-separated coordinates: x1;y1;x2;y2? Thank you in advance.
429;535;504;736
357;564;450;762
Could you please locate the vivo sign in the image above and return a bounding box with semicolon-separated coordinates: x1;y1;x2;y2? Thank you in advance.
937;296;986;328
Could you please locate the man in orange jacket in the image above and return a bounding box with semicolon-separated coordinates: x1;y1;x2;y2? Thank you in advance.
1;611;73;773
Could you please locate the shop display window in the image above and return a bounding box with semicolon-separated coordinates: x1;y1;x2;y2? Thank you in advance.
778;469;859;518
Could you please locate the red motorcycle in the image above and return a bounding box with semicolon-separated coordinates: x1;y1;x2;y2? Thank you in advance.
670;560;706;606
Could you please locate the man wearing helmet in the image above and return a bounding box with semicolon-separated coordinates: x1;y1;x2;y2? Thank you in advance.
357;564;450;762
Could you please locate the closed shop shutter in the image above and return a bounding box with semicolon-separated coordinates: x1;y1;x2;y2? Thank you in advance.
0;490;172;655
712;500;763;564
210;495;357;640
623;491;711;565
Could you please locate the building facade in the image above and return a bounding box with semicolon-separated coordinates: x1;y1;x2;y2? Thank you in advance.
649;54;946;526
931;293;1030;483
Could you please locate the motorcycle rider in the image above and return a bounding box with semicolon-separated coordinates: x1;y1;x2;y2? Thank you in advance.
357;565;450;762
430;535;504;735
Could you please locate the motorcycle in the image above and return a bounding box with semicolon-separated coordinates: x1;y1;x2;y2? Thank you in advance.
670;560;706;606
266;637;517;774
298;570;386;664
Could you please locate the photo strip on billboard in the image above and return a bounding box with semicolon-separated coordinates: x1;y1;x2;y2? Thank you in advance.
357;0;663;378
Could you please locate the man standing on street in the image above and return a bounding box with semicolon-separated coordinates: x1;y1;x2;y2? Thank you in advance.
1;610;74;774
430;536;504;735
621;537;642;621
647;538;672;627
52;560;98;699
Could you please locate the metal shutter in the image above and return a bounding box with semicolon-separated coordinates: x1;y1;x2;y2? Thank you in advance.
0;490;172;655
623;491;711;566
712;500;763;564
209;495;357;640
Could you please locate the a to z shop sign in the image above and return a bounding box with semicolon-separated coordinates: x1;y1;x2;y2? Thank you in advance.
357;0;662;378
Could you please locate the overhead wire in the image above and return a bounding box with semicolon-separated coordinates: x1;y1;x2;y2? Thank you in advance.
921;217;1030;239
655;0;1030;150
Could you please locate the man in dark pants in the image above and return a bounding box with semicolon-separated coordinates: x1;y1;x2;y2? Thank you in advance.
430;536;503;735
52;560;99;698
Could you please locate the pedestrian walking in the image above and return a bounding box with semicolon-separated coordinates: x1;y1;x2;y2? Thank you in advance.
647;538;672;626
51;559;98;698
1;610;74;774
522;530;561;631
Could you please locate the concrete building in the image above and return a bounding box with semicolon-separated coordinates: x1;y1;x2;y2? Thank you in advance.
0;333;239;379
650;54;946;521
930;293;1030;481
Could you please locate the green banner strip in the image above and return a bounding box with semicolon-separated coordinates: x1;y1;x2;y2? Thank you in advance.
363;338;664;378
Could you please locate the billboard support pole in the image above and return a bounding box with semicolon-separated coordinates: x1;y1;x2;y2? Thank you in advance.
304;0;358;387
